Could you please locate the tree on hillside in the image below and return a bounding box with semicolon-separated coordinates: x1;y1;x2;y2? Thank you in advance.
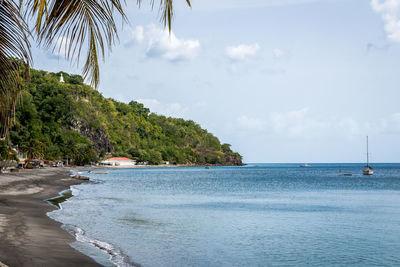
9;68;244;166
0;0;191;142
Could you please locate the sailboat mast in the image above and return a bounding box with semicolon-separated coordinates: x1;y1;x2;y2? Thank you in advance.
366;136;369;167
362;135;373;175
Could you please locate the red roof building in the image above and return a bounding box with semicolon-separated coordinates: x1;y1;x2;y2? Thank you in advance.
100;157;136;166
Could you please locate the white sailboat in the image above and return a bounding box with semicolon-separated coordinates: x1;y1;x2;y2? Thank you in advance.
362;136;373;175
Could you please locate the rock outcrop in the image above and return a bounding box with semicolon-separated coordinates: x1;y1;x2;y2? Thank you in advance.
224;154;244;166
71;119;114;153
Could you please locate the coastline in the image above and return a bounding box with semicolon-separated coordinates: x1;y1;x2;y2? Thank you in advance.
0;168;101;267
98;163;246;169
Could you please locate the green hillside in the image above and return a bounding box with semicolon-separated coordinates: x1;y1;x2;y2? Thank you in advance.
9;68;243;166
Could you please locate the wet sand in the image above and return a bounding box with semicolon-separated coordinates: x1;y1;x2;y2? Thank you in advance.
0;168;101;267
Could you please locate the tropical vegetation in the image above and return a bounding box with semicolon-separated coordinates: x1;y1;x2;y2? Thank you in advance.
7;67;243;166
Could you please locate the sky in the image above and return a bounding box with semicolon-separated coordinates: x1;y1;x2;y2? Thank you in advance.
31;0;400;163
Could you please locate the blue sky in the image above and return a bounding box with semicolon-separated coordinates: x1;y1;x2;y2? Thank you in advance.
31;0;400;163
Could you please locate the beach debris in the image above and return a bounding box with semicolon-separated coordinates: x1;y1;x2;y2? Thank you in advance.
69;170;90;180
76;175;90;180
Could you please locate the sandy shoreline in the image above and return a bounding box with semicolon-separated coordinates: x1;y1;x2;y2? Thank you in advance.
0;168;101;267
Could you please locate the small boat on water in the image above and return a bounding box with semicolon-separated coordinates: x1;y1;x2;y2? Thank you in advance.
363;166;373;175
339;166;353;176
362;136;374;175
299;163;311;167
89;170;109;174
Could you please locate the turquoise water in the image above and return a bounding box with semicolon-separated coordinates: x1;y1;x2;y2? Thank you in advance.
49;164;400;266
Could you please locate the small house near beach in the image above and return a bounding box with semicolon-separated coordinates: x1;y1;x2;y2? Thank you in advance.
100;157;136;167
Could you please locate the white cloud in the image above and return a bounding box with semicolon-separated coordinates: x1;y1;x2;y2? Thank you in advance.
226;43;260;61
371;0;400;42
392;112;400;123
129;26;144;44
123;24;200;61
379;112;400;133
273;48;285;58
333;117;361;136
138;98;189;117
269;108;312;135
235;108;366;139
145;25;200;61
188;0;331;10
234;109;400;139
237;115;265;130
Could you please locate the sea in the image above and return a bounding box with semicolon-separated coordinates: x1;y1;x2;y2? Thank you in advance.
48;163;400;267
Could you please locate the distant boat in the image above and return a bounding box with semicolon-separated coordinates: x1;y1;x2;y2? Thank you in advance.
362;136;374;175
299;163;311;167
89;170;109;174
339;166;353;176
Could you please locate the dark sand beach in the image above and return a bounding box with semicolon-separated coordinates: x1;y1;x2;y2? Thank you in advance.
0;168;101;267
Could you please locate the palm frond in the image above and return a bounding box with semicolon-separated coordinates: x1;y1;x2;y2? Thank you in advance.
0;0;31;79
1;0;191;142
31;0;48;34
0;0;31;141
142;0;191;32
35;0;127;87
161;0;191;32
32;0;190;88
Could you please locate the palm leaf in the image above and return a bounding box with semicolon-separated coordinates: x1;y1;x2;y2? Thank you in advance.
1;0;191;142
0;0;31;141
34;0;127;87
160;0;191;32
31;0;48;33
33;0;191;87
143;0;191;32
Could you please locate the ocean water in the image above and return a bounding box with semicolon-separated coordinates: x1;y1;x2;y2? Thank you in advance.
48;164;400;267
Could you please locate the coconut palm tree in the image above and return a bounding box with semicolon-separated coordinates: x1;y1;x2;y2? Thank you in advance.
0;1;31;141
0;0;191;141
